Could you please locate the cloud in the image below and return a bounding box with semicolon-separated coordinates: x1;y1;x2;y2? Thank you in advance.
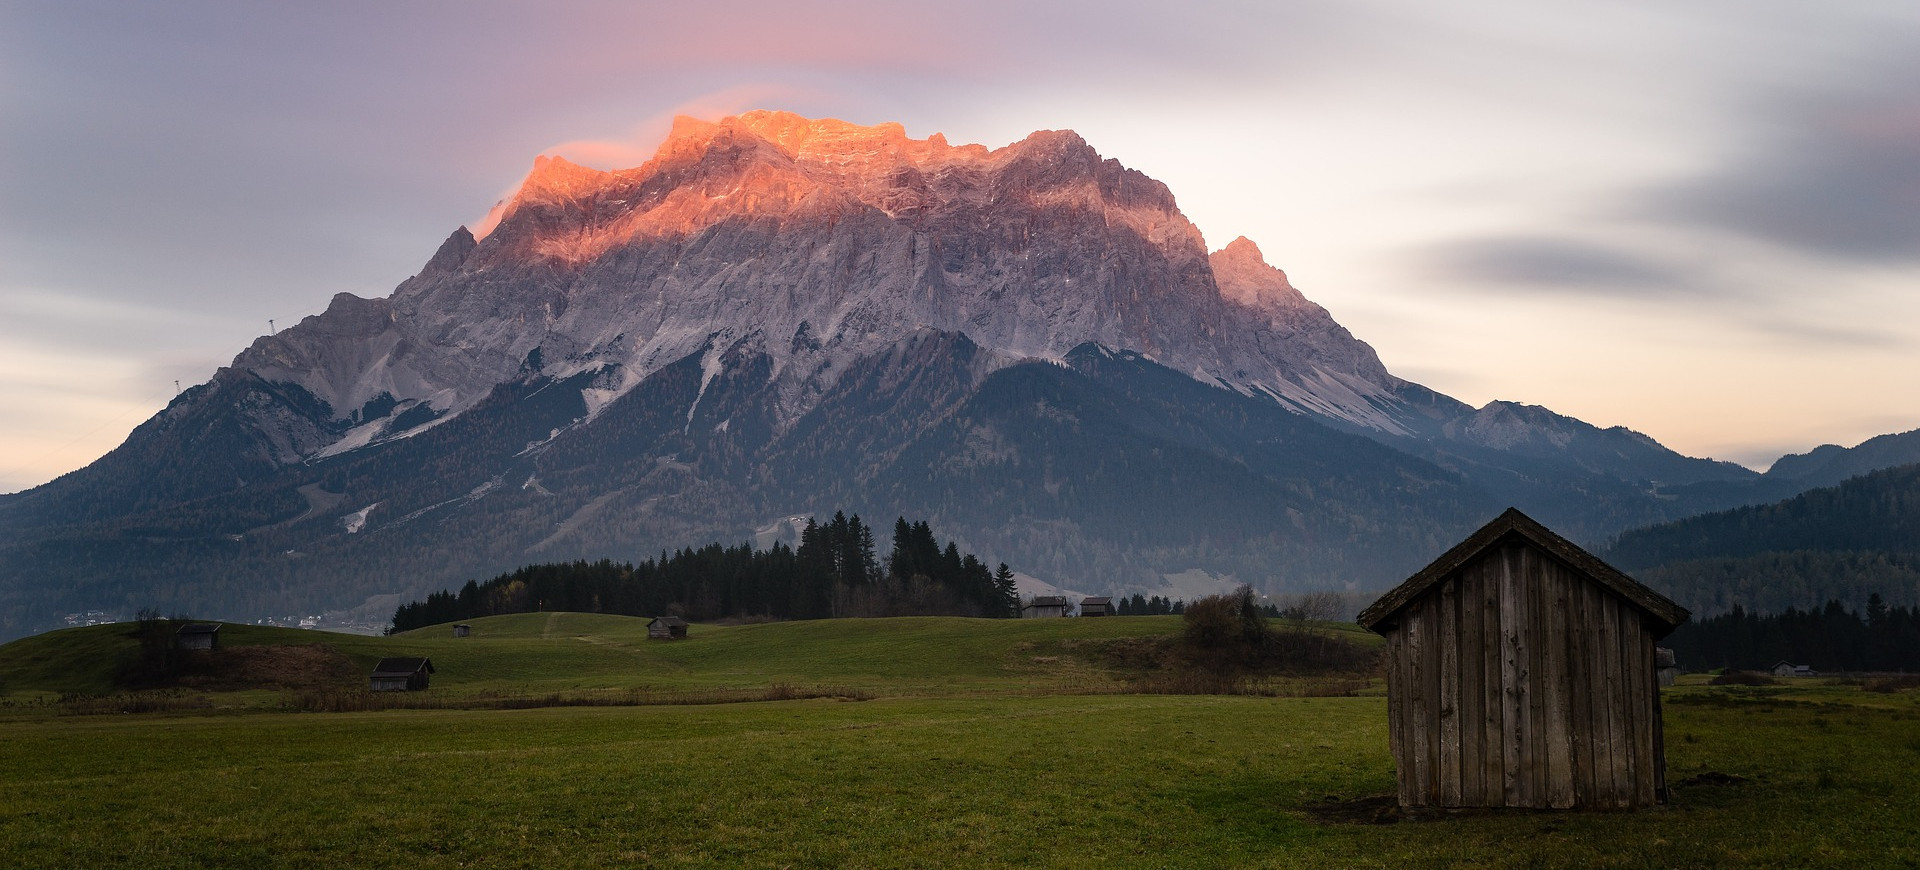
1647;54;1920;262
1423;236;1693;296
1742;317;1909;350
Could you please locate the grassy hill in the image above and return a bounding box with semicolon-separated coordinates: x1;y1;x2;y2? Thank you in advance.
6;612;1361;701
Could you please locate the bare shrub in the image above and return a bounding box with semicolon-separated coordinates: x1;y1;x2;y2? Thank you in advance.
1186;587;1376;672
1277;590;1347;625
1865;675;1920;694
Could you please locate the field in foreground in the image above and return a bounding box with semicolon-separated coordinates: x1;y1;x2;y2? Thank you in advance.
1;615;1917;868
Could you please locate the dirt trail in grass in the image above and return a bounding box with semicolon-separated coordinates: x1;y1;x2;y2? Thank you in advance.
244;483;345;536
527;489;623;553
542;612;561;639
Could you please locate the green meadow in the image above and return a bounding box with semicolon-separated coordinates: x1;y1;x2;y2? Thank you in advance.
2;615;1916;868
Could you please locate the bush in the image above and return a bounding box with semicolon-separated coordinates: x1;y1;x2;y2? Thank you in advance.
1709;670;1776;686
1178;585;1376;679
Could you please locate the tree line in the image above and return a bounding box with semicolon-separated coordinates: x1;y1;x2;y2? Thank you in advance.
389;513;1018;632
1663;594;1920;673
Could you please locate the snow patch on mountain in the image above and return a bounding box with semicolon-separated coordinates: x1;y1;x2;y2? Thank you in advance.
341;503;379;534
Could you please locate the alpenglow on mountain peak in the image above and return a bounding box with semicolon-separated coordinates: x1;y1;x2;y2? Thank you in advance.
230;109;1428;461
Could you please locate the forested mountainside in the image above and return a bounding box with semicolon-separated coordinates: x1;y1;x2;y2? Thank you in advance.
1606;463;1920;616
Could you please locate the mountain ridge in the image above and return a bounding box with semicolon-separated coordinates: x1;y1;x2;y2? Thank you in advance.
1;109;1904;638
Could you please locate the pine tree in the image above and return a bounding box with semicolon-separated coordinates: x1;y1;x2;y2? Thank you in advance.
994;563;1018;617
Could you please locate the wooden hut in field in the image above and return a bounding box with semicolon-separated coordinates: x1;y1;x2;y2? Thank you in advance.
452;624;471;638
647;616;688;640
369;657;434;692
1079;596;1115;617
175;623;221;651
1022;596;1068;618
1357;508;1689;810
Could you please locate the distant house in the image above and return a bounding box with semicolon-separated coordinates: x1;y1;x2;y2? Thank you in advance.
1772;661;1816;678
175;623;221;651
452;624;471;638
1079;596;1115;617
648;616;689;640
1655;647;1678;687
1358;508;1690;810
1022;596;1068;618
369;657;434;691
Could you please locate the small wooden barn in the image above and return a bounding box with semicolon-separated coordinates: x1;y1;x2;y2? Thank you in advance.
647;616;689;640
1022;596;1068;618
1357;508;1689;810
1771;661;1814;678
369;657;434;692
1080;596;1115;617
452;624;471;638
175;623;221;651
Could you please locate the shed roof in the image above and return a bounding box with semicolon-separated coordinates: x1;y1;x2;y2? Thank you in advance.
649;616;689;627
370;657;434;678
1081;596;1113;605
175;623;221;635
1356;507;1689;636
1027;596;1068;607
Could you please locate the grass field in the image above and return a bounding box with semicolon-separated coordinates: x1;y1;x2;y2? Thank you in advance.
2;614;1917;868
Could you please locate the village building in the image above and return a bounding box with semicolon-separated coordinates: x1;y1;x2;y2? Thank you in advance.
1655;647;1678;687
1771;661;1816;678
647;616;689;640
369;657;434;691
174;623;221;651
1079;596;1115;617
1022;596;1068;618
1358;508;1690;810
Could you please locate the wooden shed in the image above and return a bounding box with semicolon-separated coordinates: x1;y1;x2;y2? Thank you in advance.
175;623;221;651
1080;596;1115;617
1022;596;1068;618
647;616;688;640
1357;508;1689;810
369;657;434;692
452;624;471;638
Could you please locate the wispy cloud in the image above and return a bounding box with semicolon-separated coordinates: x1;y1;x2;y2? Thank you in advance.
1422;236;1694;297
1643;52;1920;263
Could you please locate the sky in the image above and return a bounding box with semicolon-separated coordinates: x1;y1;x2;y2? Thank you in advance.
4;0;1919;493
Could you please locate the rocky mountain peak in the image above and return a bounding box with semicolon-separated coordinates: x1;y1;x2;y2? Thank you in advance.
518;155;613;203
1210;236;1307;310
418;226;476;277
219;110;1462;461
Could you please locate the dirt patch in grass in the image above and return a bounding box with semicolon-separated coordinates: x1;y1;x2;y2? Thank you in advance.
176;644;362;692
1675;771;1748;788
1304;794;1401;825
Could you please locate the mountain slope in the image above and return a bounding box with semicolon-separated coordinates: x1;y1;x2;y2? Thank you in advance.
1762;428;1920;489
0;330;1498;637
1605;463;1920;615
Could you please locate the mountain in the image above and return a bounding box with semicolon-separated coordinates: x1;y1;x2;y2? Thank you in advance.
1761;428;1920;489
1604;463;1920;617
0;110;1858;639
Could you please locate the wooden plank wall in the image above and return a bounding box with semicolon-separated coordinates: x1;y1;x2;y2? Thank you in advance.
1386;542;1665;808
